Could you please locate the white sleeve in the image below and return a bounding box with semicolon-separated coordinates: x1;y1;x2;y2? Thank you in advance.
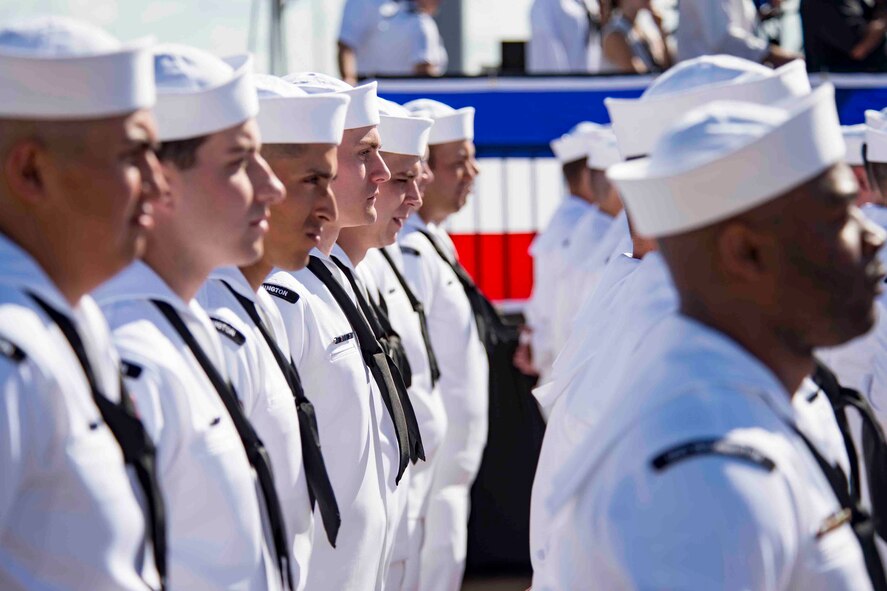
866;314;887;432
576;449;798;590
411;14;440;66
687;0;769;61
338;0;376;48
0;360;38;528
527;1;570;72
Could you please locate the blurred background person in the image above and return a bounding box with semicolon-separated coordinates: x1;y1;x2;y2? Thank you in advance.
599;0;672;73
338;0;448;84
676;0;800;64
800;0;887;72
528;0;606;73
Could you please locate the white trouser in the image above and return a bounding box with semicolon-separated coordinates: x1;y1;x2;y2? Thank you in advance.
418;486;470;591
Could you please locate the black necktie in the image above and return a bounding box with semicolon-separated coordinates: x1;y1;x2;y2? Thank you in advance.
220;281;341;546
306;256;421;483
329;257;424;460
378;248;441;386
30;294;167;591
813;361;887;541
789;421;887;591
330;256;413;388
152;300;294;591
415;229;500;349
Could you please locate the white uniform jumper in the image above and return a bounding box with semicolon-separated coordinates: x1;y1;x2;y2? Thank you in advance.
95;262;279;591
525;194;596;380
264;247;399;591
544;314;874;590
363;245;449;591
400;214;489;591
0;235;156;591
196;267;317;591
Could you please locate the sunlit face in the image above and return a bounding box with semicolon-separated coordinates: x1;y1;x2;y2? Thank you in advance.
373;152;422;246
330;125;390;228
263;143;338;270
763;164;885;348
161;119;284;269
39;108;166;279
426;139;479;216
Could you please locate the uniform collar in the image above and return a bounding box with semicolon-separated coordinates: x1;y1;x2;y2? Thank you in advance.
210;266;256;304
0;232;75;315
94;260;200;319
330;244;358;273
404;212;431;233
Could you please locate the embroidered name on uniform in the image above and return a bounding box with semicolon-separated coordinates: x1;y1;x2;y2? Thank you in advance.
120;360;143;379
262;283;300;304
400;246;421;257
651;439;776;473
211;318;246;346
0;336;25;363
333;332;355;345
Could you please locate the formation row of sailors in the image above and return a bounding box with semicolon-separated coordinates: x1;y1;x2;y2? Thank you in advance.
525;54;887;589
0;16;489;591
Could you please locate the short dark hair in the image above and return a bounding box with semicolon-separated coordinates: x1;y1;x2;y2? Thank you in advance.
261;143;309;161
562;157;587;185
156;134;208;170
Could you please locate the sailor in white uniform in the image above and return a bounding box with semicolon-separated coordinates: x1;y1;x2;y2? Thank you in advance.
528;0;604;73
531;55;815;589
335;98;435;590
0;16;167;591
195;75;350;591
338;0;447;83
518;122;602;380
263;73;407;591
545;82;887;590
400;98;487;591
548;128;624;368
95;45;292;591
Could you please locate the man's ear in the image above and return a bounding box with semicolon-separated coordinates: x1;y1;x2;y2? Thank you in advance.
716;220;771;284
4;139;47;206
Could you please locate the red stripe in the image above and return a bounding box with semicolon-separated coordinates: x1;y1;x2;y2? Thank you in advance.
451;232;535;302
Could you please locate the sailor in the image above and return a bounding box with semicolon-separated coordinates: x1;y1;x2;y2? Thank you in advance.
399;98;487;591
339;98;441;590
528;0;604;73
0;16;165;591
194;74;349;590
547;127;625;376
338;0;447;83
262;73;406;591
517;122;603;381
530;55;815;590
546;82;887;590
843;124;880;207
94;45;292;591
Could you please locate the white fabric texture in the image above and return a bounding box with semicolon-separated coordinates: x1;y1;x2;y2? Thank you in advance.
95;262;278;591
196;268;316;591
378;98;434;156
284;73;380;130
527;0;602;74
675;0;769;62
254;74;350;145
0;234;156;590
0;15;154;119
402;99;475;144
264;249;397;591
357;5;448;76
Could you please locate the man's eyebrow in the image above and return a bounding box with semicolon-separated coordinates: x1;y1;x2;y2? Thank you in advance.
359;138;381;150
306;168;334;178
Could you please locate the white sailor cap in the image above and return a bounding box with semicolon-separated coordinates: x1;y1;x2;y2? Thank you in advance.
608;83;844;238
253;74;350;145
606;56;810;159
402;98;475;145
842;124;866;166
377;98;433;157
550;122;605;164
153;44;258;142
865;109;887;164
586;127;622;171
283;72;379;130
0;16;155;119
